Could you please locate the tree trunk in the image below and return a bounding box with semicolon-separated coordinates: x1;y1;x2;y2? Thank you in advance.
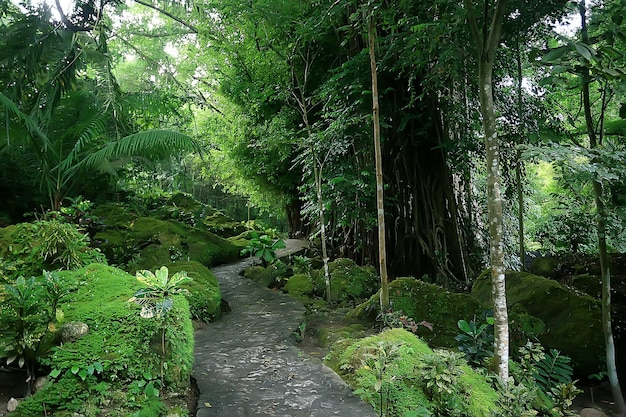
515;36;526;271
580;1;626;413
368;12;389;312
465;0;509;382
479;58;509;384
313;154;332;304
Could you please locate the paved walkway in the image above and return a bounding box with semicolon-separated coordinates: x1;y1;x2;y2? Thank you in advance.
193;240;378;417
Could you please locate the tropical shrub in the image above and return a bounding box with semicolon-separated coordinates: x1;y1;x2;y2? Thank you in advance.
240;232;286;266
325;328;499;417
455;314;495;366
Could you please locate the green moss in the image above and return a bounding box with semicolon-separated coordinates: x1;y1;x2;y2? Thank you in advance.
92;202;138;229
12;263;194;417
530;256;562;278
472;271;603;376
569;274;601;298
352;277;482;348
243;264;284;288
284;274;313;297
325;328;498;417
312;258;379;305
227;232;251;251
165;261;221;322
95;216;240;271
318;323;366;348
243;265;265;281
202;212;247;238
459;367;499;417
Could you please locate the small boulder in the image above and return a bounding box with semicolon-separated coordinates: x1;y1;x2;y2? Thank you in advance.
34;376;47;392
7;398;19;412
579;408;609;417
60;321;89;342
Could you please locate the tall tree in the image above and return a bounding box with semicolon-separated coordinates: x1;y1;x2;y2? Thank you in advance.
367;4;389;311
464;0;510;381
579;0;626;413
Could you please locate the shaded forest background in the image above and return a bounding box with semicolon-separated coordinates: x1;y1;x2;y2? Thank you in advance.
1;0;626;288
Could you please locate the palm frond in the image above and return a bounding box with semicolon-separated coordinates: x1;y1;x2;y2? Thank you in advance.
57;109;108;173
0;92;52;151
76;129;201;171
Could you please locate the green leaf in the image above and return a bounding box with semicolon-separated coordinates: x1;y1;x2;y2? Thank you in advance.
71;365;80;374
49;369;61;378
574;42;594;61
374;379;382;392
542;46;568;62
94;362;103;373
457;320;471;333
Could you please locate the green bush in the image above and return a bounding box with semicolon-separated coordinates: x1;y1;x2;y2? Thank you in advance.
325;328;499;417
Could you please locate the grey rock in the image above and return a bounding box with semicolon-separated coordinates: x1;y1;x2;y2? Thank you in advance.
34;376;46;392
60;321;89;342
7;398;18;412
579;408;609;417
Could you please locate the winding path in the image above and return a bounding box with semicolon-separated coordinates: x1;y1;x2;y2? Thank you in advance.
193;240;378;417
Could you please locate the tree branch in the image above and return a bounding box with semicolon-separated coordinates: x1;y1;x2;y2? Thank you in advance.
464;0;483;55
132;0;198;34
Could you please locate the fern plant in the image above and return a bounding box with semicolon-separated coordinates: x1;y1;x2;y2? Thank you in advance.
534;349;574;393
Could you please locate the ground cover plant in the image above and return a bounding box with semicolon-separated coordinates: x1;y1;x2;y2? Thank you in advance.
7;263;194;417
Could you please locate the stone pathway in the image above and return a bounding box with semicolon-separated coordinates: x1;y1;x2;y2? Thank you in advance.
193;240;378;417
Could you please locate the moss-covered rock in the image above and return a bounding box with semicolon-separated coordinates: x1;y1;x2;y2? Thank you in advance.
530;256;563;278
95;216;240;271
92;202;139;229
13;263;194;417
284;274;314;297
164;261;221;322
312;258;379;305
325;328;499;417
472;271;603;376
569;274;602;298
318;323;367;349
202;211;247;238
243;264;283;288
352;277;482;348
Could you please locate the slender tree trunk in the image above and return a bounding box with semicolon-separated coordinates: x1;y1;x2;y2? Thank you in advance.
479;59;509;384
313;155;332;304
515;37;526;271
368;12;389;311
580;2;626;413
465;0;509;382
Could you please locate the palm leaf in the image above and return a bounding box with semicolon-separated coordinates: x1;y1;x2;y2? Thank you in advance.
75;129;201;171
57;109;108;174
0;92;53;152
